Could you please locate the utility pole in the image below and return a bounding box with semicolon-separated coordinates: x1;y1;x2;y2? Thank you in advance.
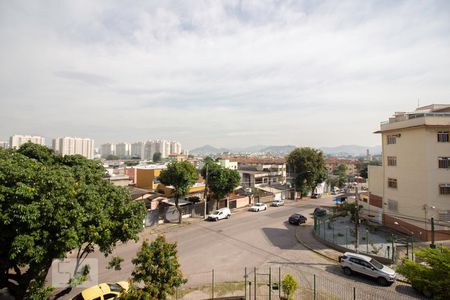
355;186;359;253
203;164;208;220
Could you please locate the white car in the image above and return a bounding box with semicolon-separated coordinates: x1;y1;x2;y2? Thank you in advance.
271;199;284;207
207;207;231;221
339;252;397;286
249;203;267;212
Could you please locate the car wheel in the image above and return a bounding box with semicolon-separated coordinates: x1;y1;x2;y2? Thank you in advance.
377;277;388;286
215;217;218;222
343;267;352;276
226;214;230;219
264;207;267;211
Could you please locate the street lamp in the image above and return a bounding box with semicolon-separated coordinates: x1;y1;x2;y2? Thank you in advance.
394;221;415;260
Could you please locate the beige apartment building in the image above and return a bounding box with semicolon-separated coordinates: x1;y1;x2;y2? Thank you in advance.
53;137;94;159
10;134;45;149
369;104;450;241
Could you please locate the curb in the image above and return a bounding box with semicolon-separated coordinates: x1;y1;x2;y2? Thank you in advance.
295;226;339;262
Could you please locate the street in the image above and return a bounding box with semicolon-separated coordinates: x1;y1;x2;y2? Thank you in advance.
61;196;422;299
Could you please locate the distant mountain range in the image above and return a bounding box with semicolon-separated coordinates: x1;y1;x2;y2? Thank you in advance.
189;144;381;156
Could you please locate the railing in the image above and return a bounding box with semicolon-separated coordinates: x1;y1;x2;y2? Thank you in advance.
380;112;450;125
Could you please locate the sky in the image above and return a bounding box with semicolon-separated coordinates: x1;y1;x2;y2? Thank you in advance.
1;0;450;150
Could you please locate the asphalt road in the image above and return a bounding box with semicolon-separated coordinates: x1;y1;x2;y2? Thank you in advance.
59;197;422;299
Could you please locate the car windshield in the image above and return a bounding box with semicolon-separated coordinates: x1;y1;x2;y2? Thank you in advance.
212;210;220;214
370;258;384;269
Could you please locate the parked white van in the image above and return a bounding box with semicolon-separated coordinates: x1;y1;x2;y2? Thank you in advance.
207;207;231;221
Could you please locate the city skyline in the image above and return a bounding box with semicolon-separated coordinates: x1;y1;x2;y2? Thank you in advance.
1;1;450;149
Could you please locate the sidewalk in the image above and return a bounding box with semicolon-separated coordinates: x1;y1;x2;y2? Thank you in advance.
295;224;342;262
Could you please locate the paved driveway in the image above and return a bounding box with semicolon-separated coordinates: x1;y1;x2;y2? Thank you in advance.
58;196;422;299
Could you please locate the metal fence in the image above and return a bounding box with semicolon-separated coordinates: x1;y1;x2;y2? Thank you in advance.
313;216;416;263
169;267;419;300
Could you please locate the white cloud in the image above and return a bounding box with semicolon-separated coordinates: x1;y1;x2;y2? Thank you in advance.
1;0;450;149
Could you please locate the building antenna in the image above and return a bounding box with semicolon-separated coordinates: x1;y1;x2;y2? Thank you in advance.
417;97;420;108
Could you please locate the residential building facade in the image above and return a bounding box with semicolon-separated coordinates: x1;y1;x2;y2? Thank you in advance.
53;137;94;159
115;142;130;159
369;104;450;241
10;135;45;149
100;143;115;158
130;142;144;159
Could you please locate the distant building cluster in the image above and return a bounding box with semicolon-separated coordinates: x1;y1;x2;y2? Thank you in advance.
100;140;184;160
10;135;45;149
6;134;94;159
53;137;94;159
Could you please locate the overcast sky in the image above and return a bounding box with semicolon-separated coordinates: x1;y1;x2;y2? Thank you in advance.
1;0;449;150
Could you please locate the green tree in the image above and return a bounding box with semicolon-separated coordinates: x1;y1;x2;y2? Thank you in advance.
0;144;146;299
152;152;162;163
121;236;187;300
158;161;198;223
106;154;119;160
397;246;450;299
339;202;362;222
333;164;348;188
201;161;240;210
357;161;381;179
286;147;327;198
281;273;297;300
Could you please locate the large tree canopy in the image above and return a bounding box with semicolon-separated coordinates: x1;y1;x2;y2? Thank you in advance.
201;160;240;209
158;161;198;223
286;147;327;197
0;143;146;299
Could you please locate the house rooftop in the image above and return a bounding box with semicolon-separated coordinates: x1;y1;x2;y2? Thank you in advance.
223;157;286;164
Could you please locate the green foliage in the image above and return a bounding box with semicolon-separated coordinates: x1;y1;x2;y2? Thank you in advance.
69;265;90;288
339;202;362;222
158;161;198;223
356;161;381;179
0;145;146;298
281;273;298;300
121;236;187;300
397;246;450;299
286;147;327;196
108;256;125;271
24;282;54;300
332;164;348;187
106;154;120;160
152;152;162;163
201;160;240;208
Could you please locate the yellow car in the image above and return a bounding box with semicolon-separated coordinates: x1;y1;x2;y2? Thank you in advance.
71;281;129;300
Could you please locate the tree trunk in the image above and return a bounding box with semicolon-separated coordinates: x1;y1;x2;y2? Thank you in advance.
175;196;182;224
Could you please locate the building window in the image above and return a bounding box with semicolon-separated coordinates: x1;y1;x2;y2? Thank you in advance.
439;184;450;195
437;131;449;142
387;135;397;144
387;156;397;166
387;199;398;212
388;178;397;188
438;157;450;169
439;210;450;222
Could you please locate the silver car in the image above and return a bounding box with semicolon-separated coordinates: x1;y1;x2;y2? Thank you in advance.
339;252;397;286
